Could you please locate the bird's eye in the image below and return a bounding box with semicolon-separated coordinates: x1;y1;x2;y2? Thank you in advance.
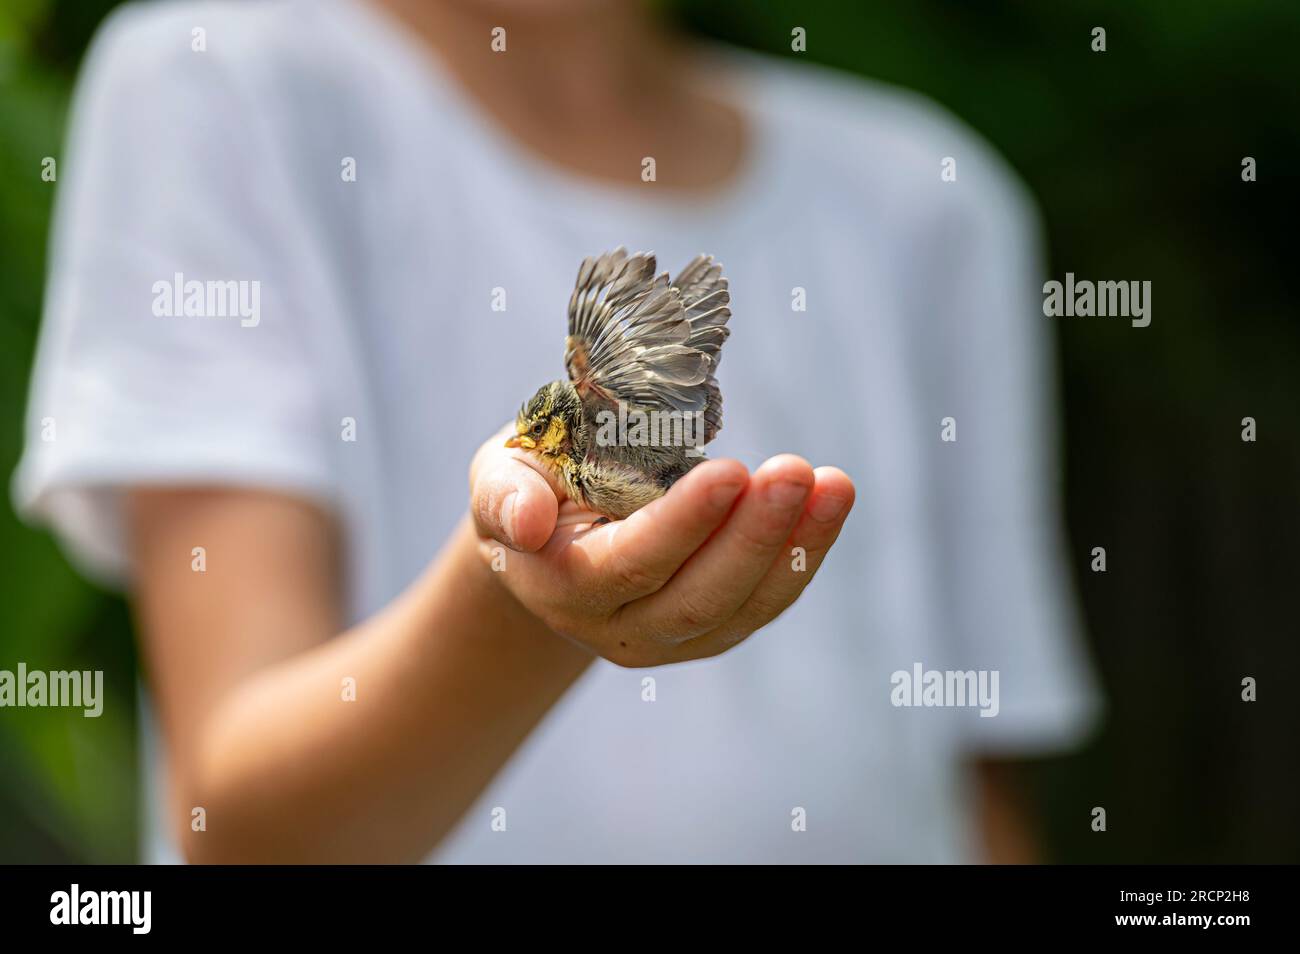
531;421;545;438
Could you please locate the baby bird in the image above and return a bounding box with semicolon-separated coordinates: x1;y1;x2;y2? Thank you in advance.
507;248;732;520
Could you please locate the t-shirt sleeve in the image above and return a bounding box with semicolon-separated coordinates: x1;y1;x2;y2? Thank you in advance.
11;6;342;586
912;149;1104;756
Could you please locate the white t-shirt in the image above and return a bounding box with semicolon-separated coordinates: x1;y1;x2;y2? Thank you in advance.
14;0;1101;863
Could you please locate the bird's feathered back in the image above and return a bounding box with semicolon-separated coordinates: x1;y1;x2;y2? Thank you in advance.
564;248;731;443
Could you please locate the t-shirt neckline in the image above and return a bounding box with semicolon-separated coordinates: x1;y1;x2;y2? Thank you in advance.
326;0;778;232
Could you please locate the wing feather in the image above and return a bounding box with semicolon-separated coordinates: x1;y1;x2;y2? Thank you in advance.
564;249;731;442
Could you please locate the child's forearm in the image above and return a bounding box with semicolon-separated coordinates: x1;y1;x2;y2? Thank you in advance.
184;517;591;863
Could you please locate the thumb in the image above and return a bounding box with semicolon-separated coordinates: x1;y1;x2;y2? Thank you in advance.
469;425;562;552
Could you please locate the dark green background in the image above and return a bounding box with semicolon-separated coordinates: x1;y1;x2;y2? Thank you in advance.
1;0;1296;862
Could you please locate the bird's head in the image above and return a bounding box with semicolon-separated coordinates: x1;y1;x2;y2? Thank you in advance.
506;381;578;462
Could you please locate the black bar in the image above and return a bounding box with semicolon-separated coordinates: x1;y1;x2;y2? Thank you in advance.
0;864;1279;939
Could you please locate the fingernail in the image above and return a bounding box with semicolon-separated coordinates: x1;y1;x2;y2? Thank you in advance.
499;491;518;545
766;480;809;507
709;481;745;509
809;493;849;522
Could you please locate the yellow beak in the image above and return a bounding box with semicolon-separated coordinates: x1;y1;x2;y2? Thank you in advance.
506;434;536;449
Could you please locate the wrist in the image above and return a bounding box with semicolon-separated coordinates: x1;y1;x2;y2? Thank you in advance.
430;518;593;669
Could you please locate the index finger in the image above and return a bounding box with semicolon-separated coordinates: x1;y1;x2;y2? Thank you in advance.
563;458;749;603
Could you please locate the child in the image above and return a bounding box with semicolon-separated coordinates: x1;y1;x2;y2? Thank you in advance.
16;0;1098;862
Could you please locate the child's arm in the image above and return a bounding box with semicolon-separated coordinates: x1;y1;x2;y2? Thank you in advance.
128;431;852;863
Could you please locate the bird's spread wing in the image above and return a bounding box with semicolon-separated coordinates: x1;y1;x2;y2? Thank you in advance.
565;248;731;443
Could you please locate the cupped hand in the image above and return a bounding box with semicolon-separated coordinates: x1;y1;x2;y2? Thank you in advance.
469;424;853;667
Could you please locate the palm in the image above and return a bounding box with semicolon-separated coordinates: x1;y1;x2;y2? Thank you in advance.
471;428;854;666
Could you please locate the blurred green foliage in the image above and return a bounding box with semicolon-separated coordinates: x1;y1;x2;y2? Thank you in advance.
0;0;139;863
2;0;1296;862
